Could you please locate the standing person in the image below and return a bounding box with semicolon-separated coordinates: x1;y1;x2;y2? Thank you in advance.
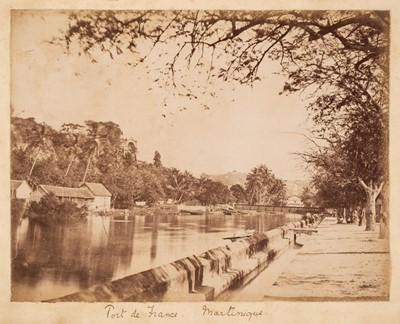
337;208;344;223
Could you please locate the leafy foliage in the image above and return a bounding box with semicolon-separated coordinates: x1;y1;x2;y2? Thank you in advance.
300;186;315;207
153;151;162;168
11;199;26;221
245;164;287;206
195;178;232;205
230;184;247;203
13;117;272;208
56;11;388;101
28;193;88;222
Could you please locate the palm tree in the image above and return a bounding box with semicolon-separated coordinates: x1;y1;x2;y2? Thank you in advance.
165;168;194;203
60;123;85;177
258;165;273;204
26;123;54;178
64;135;78;177
269;178;287;206
245;164;278;205
245;166;264;204
81;122;102;182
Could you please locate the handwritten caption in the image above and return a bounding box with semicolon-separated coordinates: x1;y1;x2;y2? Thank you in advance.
105;304;177;319
104;304;264;321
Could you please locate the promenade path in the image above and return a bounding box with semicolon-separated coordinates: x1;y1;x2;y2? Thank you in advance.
227;216;390;301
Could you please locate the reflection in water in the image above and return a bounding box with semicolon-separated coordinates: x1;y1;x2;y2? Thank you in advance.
150;215;158;260
11;211;300;301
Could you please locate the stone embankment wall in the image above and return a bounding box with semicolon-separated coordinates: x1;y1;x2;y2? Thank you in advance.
47;216;323;302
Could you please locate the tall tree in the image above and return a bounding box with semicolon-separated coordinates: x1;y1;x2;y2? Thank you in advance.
245;165;286;205
269;178;287;206
165;168;195;203
245;166;264;204
300;186;315;208
57;123;85;178
26;123;54;178
153;151;162;168
230;184;248;204
81;121;102;183
11;117;56;182
195;179;232;205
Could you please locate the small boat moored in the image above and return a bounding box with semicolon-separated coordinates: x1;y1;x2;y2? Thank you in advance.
222;205;236;215
179;209;205;215
177;204;207;215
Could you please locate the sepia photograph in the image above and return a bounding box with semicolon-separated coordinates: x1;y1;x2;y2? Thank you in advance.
2;0;400;323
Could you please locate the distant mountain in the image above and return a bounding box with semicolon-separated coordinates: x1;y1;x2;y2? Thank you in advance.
202;171;247;187
203;171;311;196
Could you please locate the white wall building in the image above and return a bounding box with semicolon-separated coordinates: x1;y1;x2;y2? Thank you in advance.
11;180;32;200
80;182;112;211
286;195;304;207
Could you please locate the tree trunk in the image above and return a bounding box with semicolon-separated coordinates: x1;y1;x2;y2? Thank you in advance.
358;179;383;232
177;192;183;204
249;191;255;205
379;181;389;239
110;194;118;209
28;148;41;177
365;194;376;231
82;153;92;183
65;157;74;177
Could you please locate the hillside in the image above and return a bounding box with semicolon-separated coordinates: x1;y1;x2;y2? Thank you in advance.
202;171;247;187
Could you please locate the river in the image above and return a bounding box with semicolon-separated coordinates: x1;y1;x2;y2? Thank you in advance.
11;210;301;302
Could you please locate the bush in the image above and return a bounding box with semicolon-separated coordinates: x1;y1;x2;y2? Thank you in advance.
11;199;26;221
28;193;88;223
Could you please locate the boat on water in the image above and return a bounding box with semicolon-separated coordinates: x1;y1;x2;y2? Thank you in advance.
223;229;256;242
222;208;233;215
179;209;204;215
222;205;236;215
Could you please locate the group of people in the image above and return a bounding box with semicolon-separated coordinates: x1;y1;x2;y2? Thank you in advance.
333;207;383;226
301;213;320;225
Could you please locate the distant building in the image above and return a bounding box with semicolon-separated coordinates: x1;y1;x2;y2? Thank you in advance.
286;195;304;207
31;184;94;208
11;180;32;200
80;182;112;211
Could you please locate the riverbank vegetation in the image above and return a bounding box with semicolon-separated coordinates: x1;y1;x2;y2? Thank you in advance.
27;193;88;225
11;117;287;209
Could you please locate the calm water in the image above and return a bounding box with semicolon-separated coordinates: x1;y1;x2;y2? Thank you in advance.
11;211;301;301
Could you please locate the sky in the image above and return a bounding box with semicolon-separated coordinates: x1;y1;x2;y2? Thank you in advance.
11;10;312;180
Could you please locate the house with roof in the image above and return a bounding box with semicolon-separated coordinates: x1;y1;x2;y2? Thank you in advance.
30;182;112;211
80;182;112;211
11;180;32;200
31;184;94;208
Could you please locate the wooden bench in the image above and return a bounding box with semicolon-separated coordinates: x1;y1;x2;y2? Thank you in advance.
292;228;318;245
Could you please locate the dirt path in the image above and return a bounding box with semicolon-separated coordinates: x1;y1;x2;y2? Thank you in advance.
222;217;389;301
262;217;390;301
